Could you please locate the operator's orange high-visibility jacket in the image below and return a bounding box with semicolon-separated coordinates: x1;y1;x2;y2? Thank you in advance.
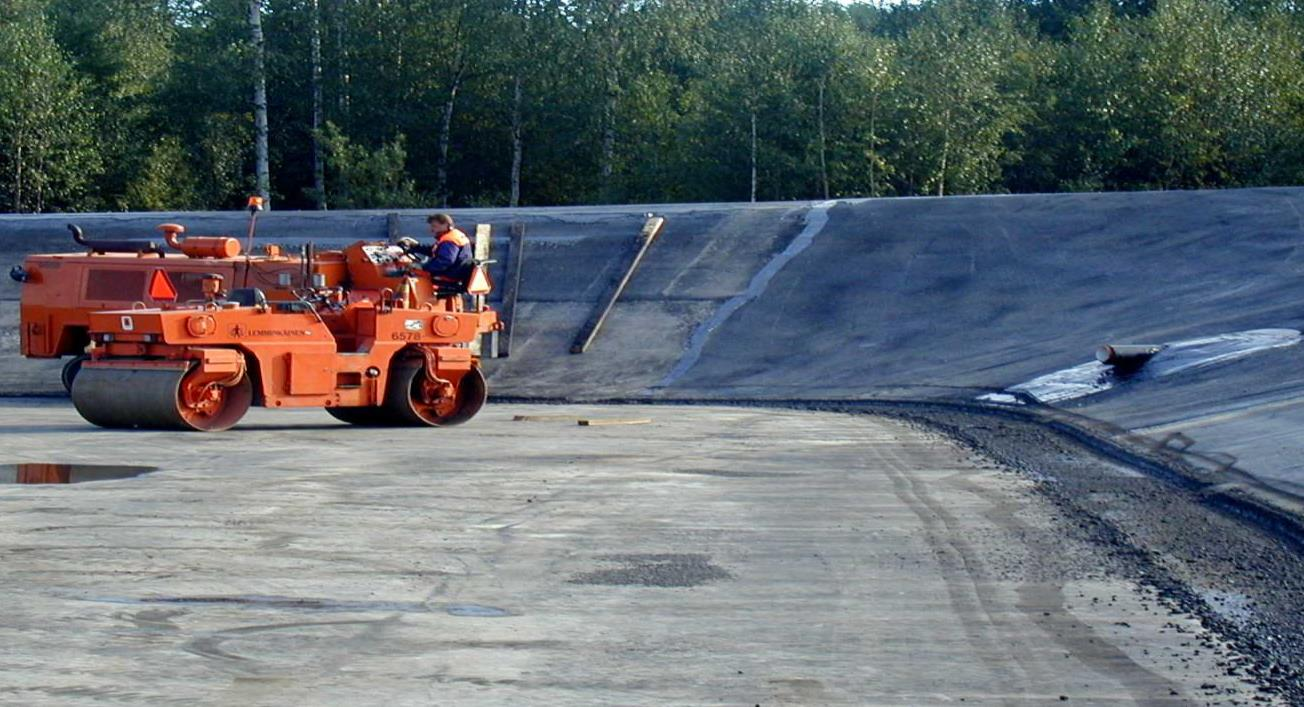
439;228;471;247
416;228;474;278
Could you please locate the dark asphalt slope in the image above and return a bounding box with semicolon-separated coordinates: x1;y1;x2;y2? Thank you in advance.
668;189;1304;399
3;188;1303;492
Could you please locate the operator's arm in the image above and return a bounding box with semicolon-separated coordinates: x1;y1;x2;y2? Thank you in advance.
421;240;461;276
405;242;435;258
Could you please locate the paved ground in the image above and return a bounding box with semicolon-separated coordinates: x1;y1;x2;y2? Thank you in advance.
0;400;1274;705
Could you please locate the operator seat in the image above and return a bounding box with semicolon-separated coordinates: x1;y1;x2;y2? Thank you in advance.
226;287;268;308
429;262;475;295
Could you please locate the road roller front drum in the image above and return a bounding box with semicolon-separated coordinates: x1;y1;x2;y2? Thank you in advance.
71;361;252;432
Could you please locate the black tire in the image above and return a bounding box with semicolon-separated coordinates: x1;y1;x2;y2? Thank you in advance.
324;405;399;426
61;354;89;394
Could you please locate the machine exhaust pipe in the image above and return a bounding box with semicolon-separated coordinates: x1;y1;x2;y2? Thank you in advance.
156;224;241;259
1096;344;1164;371
68;224;164;256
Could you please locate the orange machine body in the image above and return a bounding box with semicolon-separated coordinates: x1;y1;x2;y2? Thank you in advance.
17;251;312;358
85;296;495;410
16;221;499;430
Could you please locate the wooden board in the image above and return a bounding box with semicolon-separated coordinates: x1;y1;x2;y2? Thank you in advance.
570;216;666;354
498;222;526;358
512;414;581;422
577;418;652;427
472;223;492;356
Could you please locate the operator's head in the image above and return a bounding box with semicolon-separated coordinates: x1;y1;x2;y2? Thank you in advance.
427;213;454;237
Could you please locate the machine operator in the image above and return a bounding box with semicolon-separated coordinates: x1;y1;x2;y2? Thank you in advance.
397;213;474;285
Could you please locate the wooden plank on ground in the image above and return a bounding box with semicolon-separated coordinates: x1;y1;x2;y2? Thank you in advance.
497;222;526;358
570;215;666;354
512;414;580;422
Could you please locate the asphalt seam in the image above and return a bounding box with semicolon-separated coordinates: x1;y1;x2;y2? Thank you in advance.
655;199;839;388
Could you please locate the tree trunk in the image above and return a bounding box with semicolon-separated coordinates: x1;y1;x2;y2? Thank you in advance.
310;0;326;209
937;115;949;198
600;60;618;201
599;1;621;202
435;65;464;208
34;149;44;213
510;73;523;207
249;0;270;207
868;92;878;197
333;0;348;119
13;139;23;213
817;77;829;201
749;110;758;203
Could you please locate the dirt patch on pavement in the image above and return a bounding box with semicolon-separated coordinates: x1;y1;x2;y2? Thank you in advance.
568;553;733;588
874;402;1304;703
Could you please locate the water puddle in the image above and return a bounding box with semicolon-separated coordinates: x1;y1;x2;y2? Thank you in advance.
0;463;157;485
76;594;435;613
445;604;513;618
76;594;516;617
980;329;1301;405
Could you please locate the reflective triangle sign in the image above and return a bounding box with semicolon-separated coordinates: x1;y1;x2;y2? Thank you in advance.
466;266;492;295
148;269;178;300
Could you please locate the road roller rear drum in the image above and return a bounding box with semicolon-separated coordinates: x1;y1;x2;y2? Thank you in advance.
384;358;487;427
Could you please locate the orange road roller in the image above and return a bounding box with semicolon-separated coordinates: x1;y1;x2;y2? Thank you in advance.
14;219;500;431
13;219;337;391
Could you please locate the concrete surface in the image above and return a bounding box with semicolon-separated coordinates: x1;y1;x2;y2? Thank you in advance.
0;400;1274;705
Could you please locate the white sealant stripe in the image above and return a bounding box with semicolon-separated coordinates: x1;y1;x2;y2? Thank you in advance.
657;200;840;388
979;328;1302;405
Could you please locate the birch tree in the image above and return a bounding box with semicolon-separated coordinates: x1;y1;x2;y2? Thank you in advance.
310;0;326;208
249;0;270;205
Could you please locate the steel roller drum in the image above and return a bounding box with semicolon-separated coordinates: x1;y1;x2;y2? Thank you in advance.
379;360;487;427
71;362;252;431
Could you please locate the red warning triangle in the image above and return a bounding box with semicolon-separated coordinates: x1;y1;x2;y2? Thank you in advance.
148;269;178;300
466;265;492;295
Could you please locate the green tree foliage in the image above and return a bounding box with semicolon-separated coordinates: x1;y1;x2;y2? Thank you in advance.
46;0;176;209
124;135;201;210
4;0;1304;212
1129;0;1303;187
0;1;99;212
1012;2;1138;191
318;121;419;208
890;0;1041;196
